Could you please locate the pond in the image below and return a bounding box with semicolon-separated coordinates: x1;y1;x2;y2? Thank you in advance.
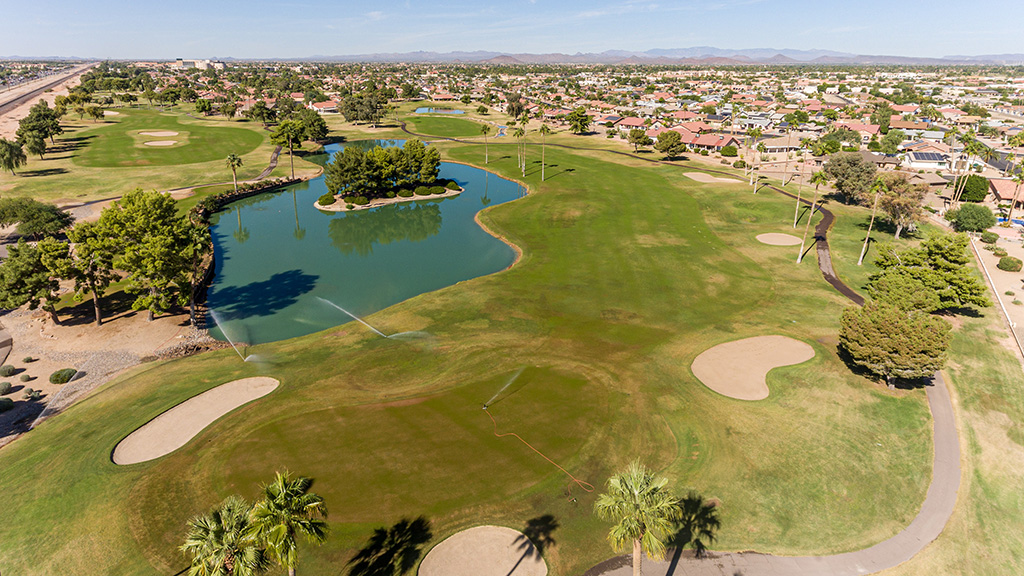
206;141;524;345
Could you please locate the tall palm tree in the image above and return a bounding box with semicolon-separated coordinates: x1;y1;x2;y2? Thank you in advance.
539;124;551;181
226;154;244;193
1006;172;1024;225
798;171;830;264
247;472;328;576
857;178;885;266
792;148;808;228
747;127;763;185
753;143;767;193
594;461;681;576
513;126;526;177
180;495;269;576
480;124;491;164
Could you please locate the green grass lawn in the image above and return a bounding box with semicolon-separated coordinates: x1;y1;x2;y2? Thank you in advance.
402;115;486;138
0;140;953;576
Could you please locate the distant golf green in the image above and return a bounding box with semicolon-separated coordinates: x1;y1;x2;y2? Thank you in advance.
403;115;484;138
73;108;264;167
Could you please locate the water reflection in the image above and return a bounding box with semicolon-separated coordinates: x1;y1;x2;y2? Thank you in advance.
328;202;442;256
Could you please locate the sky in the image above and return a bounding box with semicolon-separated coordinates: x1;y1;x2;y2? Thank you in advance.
2;0;1023;60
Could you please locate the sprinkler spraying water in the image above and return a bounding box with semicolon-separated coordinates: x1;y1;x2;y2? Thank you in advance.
483;367;525;409
207;308;257;362
317;297;389;338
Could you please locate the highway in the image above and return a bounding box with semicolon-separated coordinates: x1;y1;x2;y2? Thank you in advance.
0;62;97;116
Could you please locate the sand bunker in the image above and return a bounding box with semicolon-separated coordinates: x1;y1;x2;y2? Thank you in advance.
419;526;547;576
685;172;740;184
139;131;179;137
691;335;815;400
112;377;279;465
143;140;177;147
756;233;802;246
103;110;120;116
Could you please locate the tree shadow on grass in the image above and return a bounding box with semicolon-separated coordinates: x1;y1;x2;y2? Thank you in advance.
19;168;69;178
208;269;319;321
663;493;721;574
504;515;558;576
545;167;575;180
347;517;432;576
835;343;931;390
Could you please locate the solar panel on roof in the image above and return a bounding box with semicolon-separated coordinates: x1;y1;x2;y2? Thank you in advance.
914;152;946;162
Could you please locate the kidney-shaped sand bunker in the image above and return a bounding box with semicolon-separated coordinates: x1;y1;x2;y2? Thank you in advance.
691;335;815;400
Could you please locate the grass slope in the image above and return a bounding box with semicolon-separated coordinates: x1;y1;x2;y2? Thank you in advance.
0;141;933;576
404;116;485;138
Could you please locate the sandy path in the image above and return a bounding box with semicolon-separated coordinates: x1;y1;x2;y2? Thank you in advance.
756;233;802;246
691;335;815;400
419;526;546;576
112;377;279;465
685;172;741;184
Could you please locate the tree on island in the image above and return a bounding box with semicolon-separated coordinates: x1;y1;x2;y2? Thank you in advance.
567;107;591;135
324;139;441;199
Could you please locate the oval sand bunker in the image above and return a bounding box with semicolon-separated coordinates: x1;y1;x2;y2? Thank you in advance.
756;233;802;246
685;172;739;184
112;377;279;465
139;130;179;137
143;140;178;146
420;526;547;576
691;335;814;400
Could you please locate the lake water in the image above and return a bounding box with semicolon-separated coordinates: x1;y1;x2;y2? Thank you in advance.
206;141;524;345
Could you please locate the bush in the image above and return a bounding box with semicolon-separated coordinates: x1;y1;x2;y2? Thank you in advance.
23;388;40;401
386;191;396;198
0;382;10;395
22;356;35;363
720;145;738;157
414;186;431;196
700;149;709;156
347;196;369;206
49;368;77;385
946;203;996;232
981;231;999;244
1015;300;1024;306
318;192;336;206
431;186;446;195
732;160;747;169
398;189;413;198
953;174;989;202
345;204;354;210
1007;290;1017;296
994;248;1008;257
445;181;461;190
0;398;13;413
19;374;30;382
998;256;1023;272
0;365;14;377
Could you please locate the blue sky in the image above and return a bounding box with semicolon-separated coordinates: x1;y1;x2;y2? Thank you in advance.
2;0;1022;59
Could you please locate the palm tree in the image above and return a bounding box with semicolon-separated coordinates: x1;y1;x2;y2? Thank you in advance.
753;143;767;193
594;461;681;576
792;148;808;228
0;138;27;175
271;120;304;179
513;126;526;177
798;171;830;264
747;127;763;184
1006;172;1024;226
539;124;551;181
480;124;491;164
247;471;328;576
857;178;885;266
226;154;244;193
181;495;269;576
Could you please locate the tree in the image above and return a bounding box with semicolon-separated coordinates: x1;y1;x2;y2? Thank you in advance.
823;152;877;203
271;120;305;179
720;145;738;157
0;197;74;239
877;172;927;239
594;461;681;576
21;130;46;159
179;223;212;326
226;154;244;192
880;129;905;154
513;126;526;177
871;233;991;311
220;102;239;119
566;107;591;135
245;101;276;126
857;179;883;266
867;267;942;313
951;174;989;203
1006;173;1024;225
476;105;488;115
539;124;551;181
654;131;685;159
840;302;951;387
142;89;157;107
0;138;27;175
506;95;525;120
945;203;996;232
65;222;118;326
480;124;491;164
97;189;189;321
181;495;269;576
87;106;104;122
627;128;653;152
797;171;830;264
247;471;328;576
869;103;895;133
296;109;328;142
17;100;63;144
0;238;66;325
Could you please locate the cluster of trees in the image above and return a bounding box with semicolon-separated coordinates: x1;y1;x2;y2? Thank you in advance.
566;107;592;134
824;153;927;240
324;140;441;199
0;190;210;326
339;92;389;127
181;471;327;576
270;112;329;179
841;233;988;387
16;100;63;159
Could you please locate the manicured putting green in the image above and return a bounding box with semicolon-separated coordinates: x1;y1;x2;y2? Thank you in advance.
74;109;263;167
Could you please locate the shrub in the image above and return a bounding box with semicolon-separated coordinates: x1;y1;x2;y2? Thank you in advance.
1015;300;1024;306
0;398;13;413
431;186;446;195
993;248;1008;257
998;256;1023;272
318;192;336;206
22;356;35;363
349;196;369;206
414;186;431;196
19;374;31;382
0;382;10;395
23;388;41;401
700;149;709;156
946;203;996;232
345;204;354;210
0;365;14;377
386;191;396;198
49;368;77;385
732;160;747;169
952;174;990;203
445;181;460;190
720;145;738;157
981;231;999;244
1007;290;1016;296
398;189;413;198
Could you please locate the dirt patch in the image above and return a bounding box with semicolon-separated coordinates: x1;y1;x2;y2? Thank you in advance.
143;140;177;147
756;233;802;246
419;525;547;576
691;335;815;400
112;377;279;465
685;172;741;184
138;131;178;137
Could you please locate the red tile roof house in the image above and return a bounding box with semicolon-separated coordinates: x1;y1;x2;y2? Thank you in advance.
990;178;1023;205
686;133;742;151
836;122;881;144
613;116;648;133
308;100;339;114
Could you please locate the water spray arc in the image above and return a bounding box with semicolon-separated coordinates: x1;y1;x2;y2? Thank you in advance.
316;297;389;338
208;308;257;362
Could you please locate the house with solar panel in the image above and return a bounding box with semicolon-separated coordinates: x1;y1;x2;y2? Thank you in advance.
903;151;950;170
